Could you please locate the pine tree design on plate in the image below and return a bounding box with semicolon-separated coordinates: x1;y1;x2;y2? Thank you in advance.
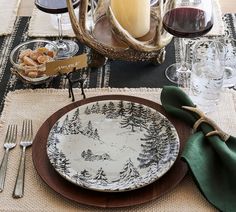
80;169;92;180
82;120;101;140
118;158;141;187
137;117;177;170
84;106;91;115
117;100;125;117
47;99;180;191
93;168;108;186
120;102;141;132
67;107;82;134
71;172;80;183
58;151;71;176
101;103;108;114
90;102;100;113
106;101;117;119
59;115;70;135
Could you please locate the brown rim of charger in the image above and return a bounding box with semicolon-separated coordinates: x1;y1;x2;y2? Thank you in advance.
32;95;191;208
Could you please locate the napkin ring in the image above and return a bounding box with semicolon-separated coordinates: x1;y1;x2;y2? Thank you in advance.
182;106;230;142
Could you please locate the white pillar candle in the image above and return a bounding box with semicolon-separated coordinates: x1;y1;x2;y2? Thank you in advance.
110;0;150;38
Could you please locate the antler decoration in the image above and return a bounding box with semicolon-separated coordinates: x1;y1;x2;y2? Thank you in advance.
66;0;175;67
182;106;230;142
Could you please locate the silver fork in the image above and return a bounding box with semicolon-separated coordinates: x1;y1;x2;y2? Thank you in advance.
0;125;17;192
13;120;33;198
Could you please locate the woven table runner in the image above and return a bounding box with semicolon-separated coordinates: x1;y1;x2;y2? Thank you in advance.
0;0;21;35
0;88;235;211
0;13;235;128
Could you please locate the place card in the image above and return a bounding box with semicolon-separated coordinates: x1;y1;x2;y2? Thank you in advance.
45;54;88;76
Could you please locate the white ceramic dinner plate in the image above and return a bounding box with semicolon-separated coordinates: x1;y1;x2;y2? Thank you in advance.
47;99;180;192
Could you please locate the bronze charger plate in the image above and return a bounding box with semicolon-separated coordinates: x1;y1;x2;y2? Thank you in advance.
32;95;191;208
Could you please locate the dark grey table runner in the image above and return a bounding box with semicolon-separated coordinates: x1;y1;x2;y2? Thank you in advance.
0;14;235;113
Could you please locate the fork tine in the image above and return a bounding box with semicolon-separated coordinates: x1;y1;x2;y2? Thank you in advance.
5;125;11;144
8;125;15;144
8;126;13;144
28;120;31;140
12;125;17;143
25;120;30;140
5;125;17;144
30;120;33;139
21;120;26;141
25;120;32;140
21;120;32;141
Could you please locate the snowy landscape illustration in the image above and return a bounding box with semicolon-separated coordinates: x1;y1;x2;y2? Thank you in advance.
47;99;180;191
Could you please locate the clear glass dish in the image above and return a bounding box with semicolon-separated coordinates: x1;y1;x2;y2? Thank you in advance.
10;39;58;85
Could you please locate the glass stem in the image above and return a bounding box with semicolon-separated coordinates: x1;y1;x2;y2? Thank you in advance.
179;38;188;71
57;14;63;43
178;38;191;89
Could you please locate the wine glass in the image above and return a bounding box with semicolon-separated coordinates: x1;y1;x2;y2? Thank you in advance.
189;40;225;113
223;38;236;87
35;0;80;59
162;0;214;87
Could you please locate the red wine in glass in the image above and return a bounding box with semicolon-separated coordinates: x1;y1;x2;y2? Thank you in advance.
162;4;214;86
35;0;80;59
35;0;80;14
163;7;213;38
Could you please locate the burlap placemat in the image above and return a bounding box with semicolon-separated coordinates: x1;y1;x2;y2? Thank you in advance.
28;7;77;37
0;88;235;211
0;0;21;35
28;0;224;38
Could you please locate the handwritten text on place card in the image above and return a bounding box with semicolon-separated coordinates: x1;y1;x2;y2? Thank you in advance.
45;54;88;76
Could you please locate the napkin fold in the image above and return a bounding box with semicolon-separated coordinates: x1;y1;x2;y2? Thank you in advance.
160;86;236;212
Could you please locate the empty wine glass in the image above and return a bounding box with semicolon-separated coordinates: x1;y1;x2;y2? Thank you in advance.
35;0;80;59
162;0;214;87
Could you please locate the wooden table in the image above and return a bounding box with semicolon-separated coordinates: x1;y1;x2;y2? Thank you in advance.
18;0;236;16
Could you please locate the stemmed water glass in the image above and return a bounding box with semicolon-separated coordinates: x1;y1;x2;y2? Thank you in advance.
35;0;80;59
162;0;214;87
223;38;236;87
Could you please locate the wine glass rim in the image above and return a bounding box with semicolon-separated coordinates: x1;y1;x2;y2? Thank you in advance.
35;0;80;14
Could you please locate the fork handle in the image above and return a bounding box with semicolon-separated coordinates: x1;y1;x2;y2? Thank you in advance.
0;149;10;192
13;147;26;198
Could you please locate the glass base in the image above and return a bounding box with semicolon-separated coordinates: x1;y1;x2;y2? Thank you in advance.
53;40;79;59
165;63;191;88
223;67;236;87
165;63;181;84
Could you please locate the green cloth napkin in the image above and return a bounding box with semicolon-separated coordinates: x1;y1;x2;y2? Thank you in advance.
160;86;236;212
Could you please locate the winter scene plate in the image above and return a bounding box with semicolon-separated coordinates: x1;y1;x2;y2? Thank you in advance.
47;98;180;192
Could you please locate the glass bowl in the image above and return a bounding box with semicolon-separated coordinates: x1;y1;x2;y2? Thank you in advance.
10;39;58;85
